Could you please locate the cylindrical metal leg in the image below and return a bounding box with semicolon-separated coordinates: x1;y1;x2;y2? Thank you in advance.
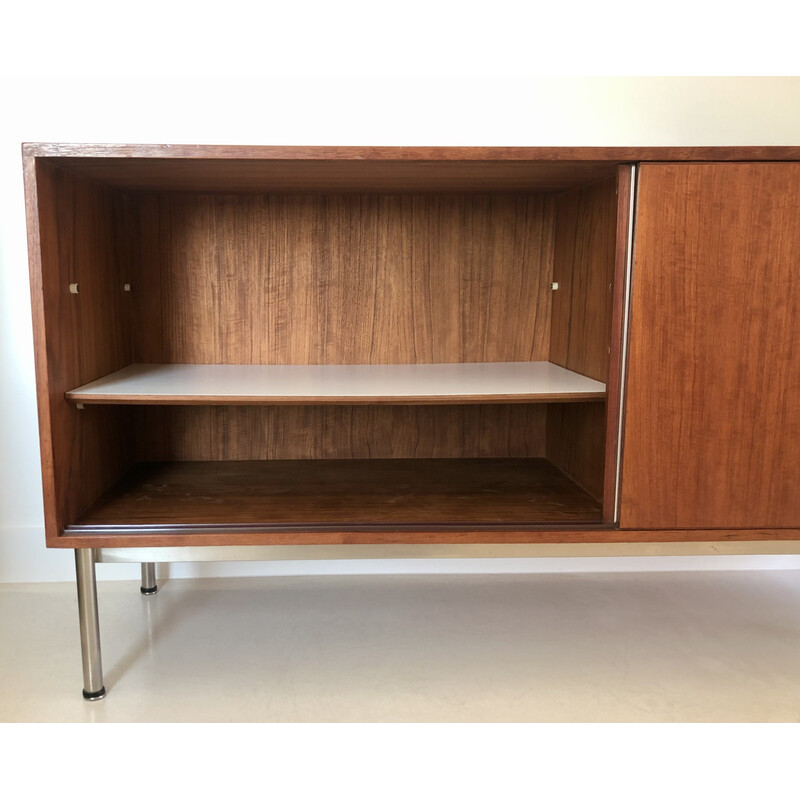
140;562;158;595
75;548;106;700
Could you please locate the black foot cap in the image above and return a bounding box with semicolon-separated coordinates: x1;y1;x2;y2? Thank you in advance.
82;687;107;701
140;585;158;595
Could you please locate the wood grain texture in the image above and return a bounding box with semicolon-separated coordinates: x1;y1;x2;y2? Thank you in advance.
132;193;555;366
546;403;606;502
22;154;58;538
57;526;800;549
544;173;622;510
133;404;548;461
24;143;800;549
549;176;617;382
25;160;135;540
602;165;635;522
620;163;800;529
23;142;800;160
71;459;602;528
22;143;800;195
43;159;620;193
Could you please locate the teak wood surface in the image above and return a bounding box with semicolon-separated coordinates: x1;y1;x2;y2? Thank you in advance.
23;144;800;547
23;144;800;193
132;404;553;462
23;143;800;160
602;166;635;523
547;173;622;505
24;161;134;536
130;193;555;366
621;163;800;529
58;523;800;550
71;458;602;529
550;175;617;383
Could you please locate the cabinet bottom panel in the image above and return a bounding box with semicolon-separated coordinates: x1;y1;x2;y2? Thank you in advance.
68;458;602;533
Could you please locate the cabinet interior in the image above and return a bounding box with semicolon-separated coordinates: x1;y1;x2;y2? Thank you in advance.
33;157;625;537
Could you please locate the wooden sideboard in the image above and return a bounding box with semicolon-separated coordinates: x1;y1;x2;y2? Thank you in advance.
22;144;800;698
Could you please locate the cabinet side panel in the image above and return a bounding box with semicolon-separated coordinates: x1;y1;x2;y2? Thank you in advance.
24;156;58;538
133;405;548;461
30;162;134;537
621;163;800;529
549;176;617;382
546;403;606;502
603;165;635;523
546;175;619;505
132;193;554;365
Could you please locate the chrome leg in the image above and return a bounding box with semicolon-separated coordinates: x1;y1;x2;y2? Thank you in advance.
140;562;158;595
75;548;106;700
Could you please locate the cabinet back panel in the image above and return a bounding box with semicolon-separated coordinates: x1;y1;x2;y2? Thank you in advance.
134;405;547;461
131;193;554;365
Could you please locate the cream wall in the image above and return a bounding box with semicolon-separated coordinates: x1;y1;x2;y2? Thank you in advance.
2;76;799;582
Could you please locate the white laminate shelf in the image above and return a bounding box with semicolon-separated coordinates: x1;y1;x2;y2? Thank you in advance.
65;362;607;406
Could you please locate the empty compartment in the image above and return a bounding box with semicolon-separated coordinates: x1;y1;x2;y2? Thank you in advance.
31;154;627;541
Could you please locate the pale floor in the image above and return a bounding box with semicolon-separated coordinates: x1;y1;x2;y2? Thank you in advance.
2;570;800;722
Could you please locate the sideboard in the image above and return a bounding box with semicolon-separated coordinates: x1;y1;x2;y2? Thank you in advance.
22;144;800;698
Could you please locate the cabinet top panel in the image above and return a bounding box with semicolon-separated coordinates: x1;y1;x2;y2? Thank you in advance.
21;143;800;160
22;144;800;192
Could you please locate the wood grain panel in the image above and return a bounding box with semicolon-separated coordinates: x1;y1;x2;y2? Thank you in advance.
544;174;622;511
72;459;602;528
546;403;606;502
133;193;554;366
621;163;800;529
25;142;800;550
57;526;800;549
43;158;620;193
549;176;617;382
24;160;135;539
133;404;548;461
602;165;635;522
26;144;800;160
